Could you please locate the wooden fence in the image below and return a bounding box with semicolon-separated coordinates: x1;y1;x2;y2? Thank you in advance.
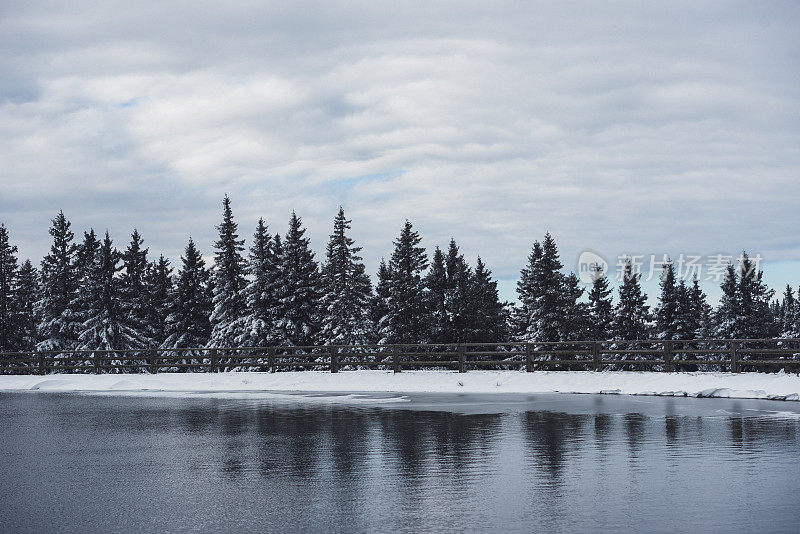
1;338;800;375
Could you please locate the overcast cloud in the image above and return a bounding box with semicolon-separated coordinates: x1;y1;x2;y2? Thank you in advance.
1;1;798;301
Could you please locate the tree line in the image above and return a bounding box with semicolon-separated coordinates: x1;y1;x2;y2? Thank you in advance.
0;196;798;354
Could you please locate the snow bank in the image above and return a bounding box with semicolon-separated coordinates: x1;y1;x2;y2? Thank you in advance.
1;370;800;401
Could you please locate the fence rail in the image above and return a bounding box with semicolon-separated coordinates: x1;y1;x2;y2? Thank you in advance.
2;338;800;375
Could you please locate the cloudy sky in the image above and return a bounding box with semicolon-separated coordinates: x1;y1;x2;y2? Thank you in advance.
1;1;798;302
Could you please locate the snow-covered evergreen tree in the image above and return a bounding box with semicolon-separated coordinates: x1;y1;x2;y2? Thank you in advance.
561;272;589;342
687;278;711;339
654;261;680;340
319;208;373;346
0;224;19;352
424;247;449;343
587;265;613;340
77;232;147;356
238;218;280;347
529;233;565;342
145;255;173;347
736;252;774;339
275;212;321;347
673;280;693;340
714;264;739;339
14;260;39;351
120;229;153;349
517;233;573;343
469;257;508;343
36;211;79;352
714;253;774;339
163;238;212;348
423;239;478;343
74;229;100;277
207;195;247;348
369;259;391;343
71;229;101;346
612;258;650;341
780;285;800;338
515;241;543;339
379;221;428;344
444;239;475;343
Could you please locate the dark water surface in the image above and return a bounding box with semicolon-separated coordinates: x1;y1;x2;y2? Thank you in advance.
1;391;799;533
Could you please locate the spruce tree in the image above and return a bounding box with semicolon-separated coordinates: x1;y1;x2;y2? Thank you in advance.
469;257;508;343
207;195;247;347
370;259;392;343
673;280;693;340
275;212;321;347
239;218;280;347
780;285;800;338
77;232;145;355
424;246;449;343
517;233;569;342
714;253;774;339
736;252;774;339
37;211;79;352
561;272;589;342
530;233;565;342
380;220;428;344
0;224;19;351
515;241;542;339
71;229;101;347
687;278;711;339
120;229;153;349
319;208;373;346
612;258;650;341
444;239;475;343
74;229;100;282
714;264;739;338
423;239;478;343
146;255;173;347
587;265;613;340
14;260;39;352
654;261;680;340
163;238;212;349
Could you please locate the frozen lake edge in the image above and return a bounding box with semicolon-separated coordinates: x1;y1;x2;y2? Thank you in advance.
1;370;799;402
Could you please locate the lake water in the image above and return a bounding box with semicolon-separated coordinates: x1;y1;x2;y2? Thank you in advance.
1;391;799;533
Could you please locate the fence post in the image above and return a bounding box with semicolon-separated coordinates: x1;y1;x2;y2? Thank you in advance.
525;342;533;373
458;344;466;373
210;348;218;373
268;347;276;373
93;351;100;374
36;350;45;376
663;340;673;373
592;341;600;372
730;341;739;373
330;346;339;373
393;346;401;374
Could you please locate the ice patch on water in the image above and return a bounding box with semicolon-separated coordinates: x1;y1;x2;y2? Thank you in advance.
759;410;800;420
298;393;411;404
109;379;167;391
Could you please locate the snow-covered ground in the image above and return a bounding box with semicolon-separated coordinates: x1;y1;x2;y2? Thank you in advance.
1;370;799;401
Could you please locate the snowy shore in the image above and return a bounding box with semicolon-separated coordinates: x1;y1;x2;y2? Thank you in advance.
1;370;799;401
